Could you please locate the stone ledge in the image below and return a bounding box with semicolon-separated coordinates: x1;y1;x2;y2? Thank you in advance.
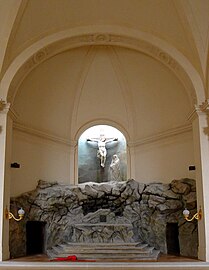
0;261;208;270
74;223;133;226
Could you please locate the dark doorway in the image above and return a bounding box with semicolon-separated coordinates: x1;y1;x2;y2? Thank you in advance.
26;221;46;255
166;223;180;255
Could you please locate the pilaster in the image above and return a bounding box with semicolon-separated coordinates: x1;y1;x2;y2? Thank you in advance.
0;99;12;260
188;100;209;261
70;140;78;185
126;142;135;180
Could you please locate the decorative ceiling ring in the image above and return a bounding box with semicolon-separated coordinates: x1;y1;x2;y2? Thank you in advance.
0;27;204;105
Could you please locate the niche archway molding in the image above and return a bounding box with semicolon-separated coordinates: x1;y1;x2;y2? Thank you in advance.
73;120;133;184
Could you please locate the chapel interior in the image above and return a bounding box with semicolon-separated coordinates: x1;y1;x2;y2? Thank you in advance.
0;0;209;268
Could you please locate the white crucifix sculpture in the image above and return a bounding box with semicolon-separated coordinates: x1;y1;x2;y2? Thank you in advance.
87;133;118;168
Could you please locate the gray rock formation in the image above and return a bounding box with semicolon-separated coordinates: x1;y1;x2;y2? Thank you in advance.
9;178;198;259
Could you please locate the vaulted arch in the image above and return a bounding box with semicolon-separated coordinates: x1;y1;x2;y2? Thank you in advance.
0;26;204;106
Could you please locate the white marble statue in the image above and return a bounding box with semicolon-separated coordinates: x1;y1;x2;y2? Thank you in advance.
87;134;117;167
109;154;121;181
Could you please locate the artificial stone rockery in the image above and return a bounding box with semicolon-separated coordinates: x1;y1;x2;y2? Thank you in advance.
9;178;198;258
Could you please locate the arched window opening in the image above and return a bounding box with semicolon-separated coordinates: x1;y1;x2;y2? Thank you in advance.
78;125;127;184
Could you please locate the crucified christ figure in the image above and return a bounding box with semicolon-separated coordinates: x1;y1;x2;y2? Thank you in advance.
87;134;118;168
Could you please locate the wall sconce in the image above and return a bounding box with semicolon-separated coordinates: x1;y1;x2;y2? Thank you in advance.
5;207;25;222
183;207;202;222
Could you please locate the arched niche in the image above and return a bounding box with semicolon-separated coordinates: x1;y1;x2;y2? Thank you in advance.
78;125;127;184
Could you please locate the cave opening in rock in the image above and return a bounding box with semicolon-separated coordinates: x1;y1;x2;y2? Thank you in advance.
166;222;180;255
26;221;46;255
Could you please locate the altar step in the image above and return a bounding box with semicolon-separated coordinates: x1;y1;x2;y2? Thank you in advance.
47;242;160;261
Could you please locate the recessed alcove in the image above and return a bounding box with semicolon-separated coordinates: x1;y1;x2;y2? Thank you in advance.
78;125;127;184
26;221;46;255
100;215;107;223
166;223;180;256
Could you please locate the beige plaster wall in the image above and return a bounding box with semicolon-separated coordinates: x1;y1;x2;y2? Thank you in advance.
11;128;194;196
11;129;71;197
11;45;194;195
134;131;195;183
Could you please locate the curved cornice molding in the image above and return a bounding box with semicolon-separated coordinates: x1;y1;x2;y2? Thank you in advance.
0;25;204;105
13;120;192;148
13;121;76;147
128;124;192;147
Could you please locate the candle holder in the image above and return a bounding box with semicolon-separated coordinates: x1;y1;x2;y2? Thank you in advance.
183;207;202;222
5;207;25;222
